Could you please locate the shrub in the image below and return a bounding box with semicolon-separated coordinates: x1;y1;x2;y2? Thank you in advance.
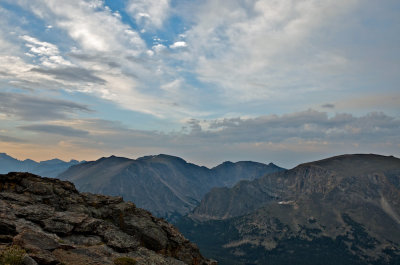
113;256;137;265
0;245;26;265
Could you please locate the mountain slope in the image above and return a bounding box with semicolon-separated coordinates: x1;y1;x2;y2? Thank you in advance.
0;153;80;178
58;154;284;220
0;172;215;265
178;154;400;265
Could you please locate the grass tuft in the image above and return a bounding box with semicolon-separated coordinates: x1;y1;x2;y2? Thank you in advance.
0;245;26;265
113;256;137;265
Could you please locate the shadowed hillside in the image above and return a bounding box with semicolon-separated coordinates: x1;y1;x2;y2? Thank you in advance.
58;154;284;221
177;154;400;265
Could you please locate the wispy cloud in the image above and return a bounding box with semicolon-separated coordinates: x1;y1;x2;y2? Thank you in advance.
30;67;105;83
181;0;360;102
21;35;71;67
0;92;91;121
7;110;398;167
0;0;399;166
19;124;89;137
0;135;25;143
321;104;335;109
126;0;171;29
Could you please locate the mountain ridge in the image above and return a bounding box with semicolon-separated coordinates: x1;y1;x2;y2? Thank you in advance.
178;154;400;265
0;153;82;178
58;154;285;221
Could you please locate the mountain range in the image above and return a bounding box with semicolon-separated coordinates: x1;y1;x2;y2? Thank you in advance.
1;152;399;264
58;154;284;221
0;153;81;178
177;154;400;265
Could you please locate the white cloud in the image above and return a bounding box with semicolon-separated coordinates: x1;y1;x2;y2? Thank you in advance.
126;0;170;29
181;0;360;102
1;0;398;123
1;0;197;118
170;41;187;49
152;43;167;53
10;0;146;53
21;35;72;67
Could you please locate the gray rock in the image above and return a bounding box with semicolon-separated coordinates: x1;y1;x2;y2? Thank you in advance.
28;250;58;265
0;219;17;235
63;235;103;246
22;255;38;265
15;204;55;222
1;172;215;264
101;225;139;251
42;219;74;235
13;229;60;251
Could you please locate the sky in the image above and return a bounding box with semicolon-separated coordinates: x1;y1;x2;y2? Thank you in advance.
0;0;399;168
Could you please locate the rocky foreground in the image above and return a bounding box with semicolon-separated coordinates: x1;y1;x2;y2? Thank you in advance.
0;172;216;265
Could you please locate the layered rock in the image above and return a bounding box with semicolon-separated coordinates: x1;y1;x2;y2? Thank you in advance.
178;154;400;265
0;172;216;265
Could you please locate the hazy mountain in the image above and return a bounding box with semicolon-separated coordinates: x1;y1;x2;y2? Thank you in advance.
58;154;284;221
210;160;282;187
177;154;400;265
0;153;80;178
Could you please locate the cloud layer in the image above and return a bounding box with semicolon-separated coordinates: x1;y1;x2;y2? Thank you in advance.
3;109;398;167
0;0;399;165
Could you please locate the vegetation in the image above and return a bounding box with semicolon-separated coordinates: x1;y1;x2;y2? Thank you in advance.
0;245;26;265
113;256;137;265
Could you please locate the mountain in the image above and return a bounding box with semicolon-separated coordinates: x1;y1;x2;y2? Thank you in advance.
0;153;80;178
177;154;400;265
58;154;284;221
210;160;282;187
0;172;216;265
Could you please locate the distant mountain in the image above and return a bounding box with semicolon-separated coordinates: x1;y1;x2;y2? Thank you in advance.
58;154;284;221
177;154;400;265
0;153;80;178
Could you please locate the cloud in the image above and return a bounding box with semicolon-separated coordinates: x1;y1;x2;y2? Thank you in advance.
198;110;400;144
321;103;335;108
22;0;146;53
0;0;399;124
0;0;205;119
179;0;361;102
126;0;170;29
30;66;105;83
0;92;91;121
20;35;71;67
19;124;89;137
16;110;399;166
170;41;187;49
0;135;25;143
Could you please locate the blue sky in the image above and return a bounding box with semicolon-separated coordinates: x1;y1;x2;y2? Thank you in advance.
0;0;399;168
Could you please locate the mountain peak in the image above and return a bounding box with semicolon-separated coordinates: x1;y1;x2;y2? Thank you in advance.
183;154;400;265
297;153;400;174
0;152;14;160
137;154;188;164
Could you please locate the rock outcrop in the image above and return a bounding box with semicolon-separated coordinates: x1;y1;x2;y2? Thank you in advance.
0;172;216;265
